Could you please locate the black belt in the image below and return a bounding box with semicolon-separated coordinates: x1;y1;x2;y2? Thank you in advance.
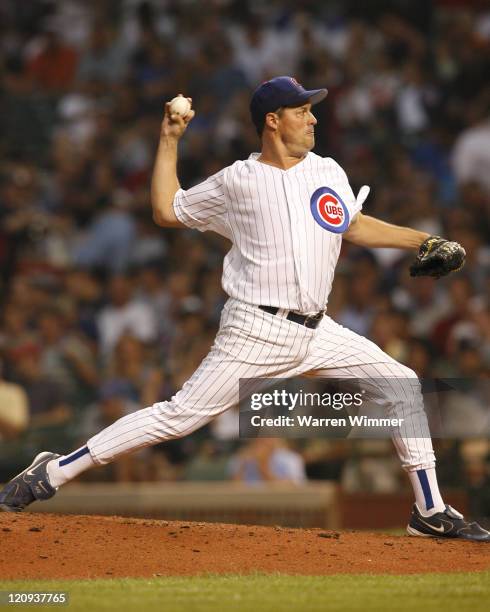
259;305;325;329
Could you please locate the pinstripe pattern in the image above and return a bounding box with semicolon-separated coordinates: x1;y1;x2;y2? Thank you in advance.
173;152;361;313
300;315;435;471
87;153;435;475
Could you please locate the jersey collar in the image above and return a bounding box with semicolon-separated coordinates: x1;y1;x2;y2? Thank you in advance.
248;152;311;173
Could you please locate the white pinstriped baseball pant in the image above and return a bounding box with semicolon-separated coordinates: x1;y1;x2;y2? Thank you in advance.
87;298;435;471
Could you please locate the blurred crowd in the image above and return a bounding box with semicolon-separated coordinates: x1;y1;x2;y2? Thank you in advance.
0;0;489;517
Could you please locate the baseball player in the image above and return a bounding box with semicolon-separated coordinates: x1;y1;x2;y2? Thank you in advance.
1;77;487;541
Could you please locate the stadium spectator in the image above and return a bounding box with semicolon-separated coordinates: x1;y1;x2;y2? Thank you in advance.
76;24;128;85
26;28;78;93
229;439;307;485
452;117;490;195
96;274;158;360
9;342;72;429
0;357;29;441
105;334;163;407
37;307;98;406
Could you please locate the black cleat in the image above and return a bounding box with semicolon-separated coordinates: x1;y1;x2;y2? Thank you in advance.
407;503;490;542
0;452;60;512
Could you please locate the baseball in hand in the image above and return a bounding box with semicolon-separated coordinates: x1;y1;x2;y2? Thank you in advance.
169;95;191;117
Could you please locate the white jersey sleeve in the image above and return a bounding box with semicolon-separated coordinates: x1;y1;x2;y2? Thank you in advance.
173;168;230;236
325;157;366;222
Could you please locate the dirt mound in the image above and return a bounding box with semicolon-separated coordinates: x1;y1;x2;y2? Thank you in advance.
1;513;489;579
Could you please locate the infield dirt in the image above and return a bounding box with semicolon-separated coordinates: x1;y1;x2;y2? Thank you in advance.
1;513;489;580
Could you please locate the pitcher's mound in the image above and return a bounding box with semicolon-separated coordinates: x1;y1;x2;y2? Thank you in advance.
1;513;489;580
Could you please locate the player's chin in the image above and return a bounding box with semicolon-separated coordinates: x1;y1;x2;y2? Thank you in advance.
305;134;315;150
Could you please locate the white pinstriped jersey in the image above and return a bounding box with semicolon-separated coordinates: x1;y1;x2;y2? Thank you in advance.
173;152;363;314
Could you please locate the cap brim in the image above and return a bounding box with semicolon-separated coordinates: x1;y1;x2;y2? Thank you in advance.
282;88;328;109
305;88;328;105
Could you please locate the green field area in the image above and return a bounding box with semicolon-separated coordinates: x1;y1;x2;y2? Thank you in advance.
1;572;489;612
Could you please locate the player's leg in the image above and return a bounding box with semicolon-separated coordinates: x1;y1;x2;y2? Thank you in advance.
81;302;311;469
301;315;490;541
0;300;312;511
302;328;443;515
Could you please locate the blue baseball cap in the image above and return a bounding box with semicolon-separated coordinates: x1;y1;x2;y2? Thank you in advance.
250;76;328;132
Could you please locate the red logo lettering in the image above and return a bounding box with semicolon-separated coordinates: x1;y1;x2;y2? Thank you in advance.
318;195;344;226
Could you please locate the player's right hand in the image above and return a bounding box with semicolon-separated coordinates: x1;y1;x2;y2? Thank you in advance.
160;96;195;141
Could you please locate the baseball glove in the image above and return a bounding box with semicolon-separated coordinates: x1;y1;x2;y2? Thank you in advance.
409;236;466;278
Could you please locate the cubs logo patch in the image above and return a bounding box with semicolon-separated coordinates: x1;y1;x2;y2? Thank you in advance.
310;187;350;233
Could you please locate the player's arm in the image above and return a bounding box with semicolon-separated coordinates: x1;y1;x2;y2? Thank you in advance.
345;213;466;277
343;213;429;250
151;98;194;228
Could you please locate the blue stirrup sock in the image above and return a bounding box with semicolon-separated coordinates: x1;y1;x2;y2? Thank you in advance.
408;467;446;517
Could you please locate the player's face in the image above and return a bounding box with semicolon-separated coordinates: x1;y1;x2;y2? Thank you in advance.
276;102;317;154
